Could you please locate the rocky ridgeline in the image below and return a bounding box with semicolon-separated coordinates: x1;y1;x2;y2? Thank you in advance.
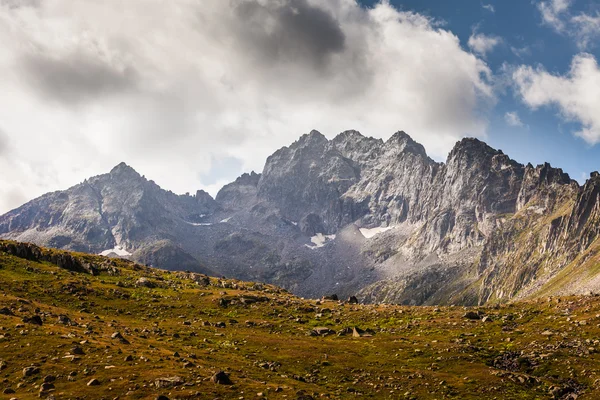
0;241;114;276
2;130;600;306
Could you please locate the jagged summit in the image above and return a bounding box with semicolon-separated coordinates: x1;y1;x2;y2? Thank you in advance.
109;161;140;177
448;137;501;159
386;130;429;158
333;129;366;141
297;129;327;146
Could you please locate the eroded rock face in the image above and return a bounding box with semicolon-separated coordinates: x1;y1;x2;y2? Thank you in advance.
216;172;261;211
5;130;600;306
0;162;218;262
257;130;363;233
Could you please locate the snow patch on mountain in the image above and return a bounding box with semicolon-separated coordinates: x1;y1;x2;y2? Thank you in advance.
185;221;213;226
305;233;336;249
359;226;395;239
99;246;132;257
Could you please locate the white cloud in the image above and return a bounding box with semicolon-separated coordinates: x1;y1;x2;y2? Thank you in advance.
538;0;574;32
572;13;600;49
482;4;495;13
513;53;600;144
468;32;502;56
504;111;524;127
0;0;494;214
537;0;600;49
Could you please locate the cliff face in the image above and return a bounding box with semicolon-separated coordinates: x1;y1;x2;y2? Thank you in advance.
0;162;218;272
3;130;600;305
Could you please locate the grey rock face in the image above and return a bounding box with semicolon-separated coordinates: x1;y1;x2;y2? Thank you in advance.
216;172;261;211
257;130;362;233
5;131;600;306
0;162;217;272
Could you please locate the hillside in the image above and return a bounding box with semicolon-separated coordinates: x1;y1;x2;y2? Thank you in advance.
0;241;599;399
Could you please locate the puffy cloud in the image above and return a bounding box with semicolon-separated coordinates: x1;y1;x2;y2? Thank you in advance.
468;32;502;56
538;0;574;32
513;53;600;143
504;111;525;127
571;13;600;50
537;0;600;49
0;0;494;213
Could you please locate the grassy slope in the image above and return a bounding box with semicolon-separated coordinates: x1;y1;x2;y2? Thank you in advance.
1;242;600;399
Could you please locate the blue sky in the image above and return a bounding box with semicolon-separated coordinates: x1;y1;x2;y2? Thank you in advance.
359;0;600;181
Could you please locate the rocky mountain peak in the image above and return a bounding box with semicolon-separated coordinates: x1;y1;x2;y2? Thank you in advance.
109;162;141;179
385;131;428;158
448;137;500;160
233;171;261;186
297;130;328;147
332;129;365;142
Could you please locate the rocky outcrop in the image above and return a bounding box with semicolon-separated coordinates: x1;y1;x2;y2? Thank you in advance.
216;172;261;211
0;240;119;275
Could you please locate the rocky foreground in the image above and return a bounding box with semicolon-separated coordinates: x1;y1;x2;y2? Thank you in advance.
0;241;599;399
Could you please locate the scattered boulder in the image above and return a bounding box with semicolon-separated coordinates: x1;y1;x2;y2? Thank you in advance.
338;327;373;337
311;327;335;336
40;382;55;393
323;294;339;301
0;307;13;316
136;277;157;288
352;327;372;338
87;378;100;386
57;315;71;325
296;390;315;400
211;371;232;385
155;376;185;388
463;311;481;320
347;296;359;304
23;315;43;325
23;366;40;377
111;331;130;344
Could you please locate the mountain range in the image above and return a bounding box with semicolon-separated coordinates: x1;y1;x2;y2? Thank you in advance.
2;129;600;306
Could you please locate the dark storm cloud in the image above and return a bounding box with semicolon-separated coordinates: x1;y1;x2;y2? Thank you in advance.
21;51;138;105
232;0;346;70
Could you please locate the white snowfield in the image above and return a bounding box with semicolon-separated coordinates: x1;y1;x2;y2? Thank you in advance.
99;246;132;257
185;221;213;226
359;226;395;239
305;233;336;249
